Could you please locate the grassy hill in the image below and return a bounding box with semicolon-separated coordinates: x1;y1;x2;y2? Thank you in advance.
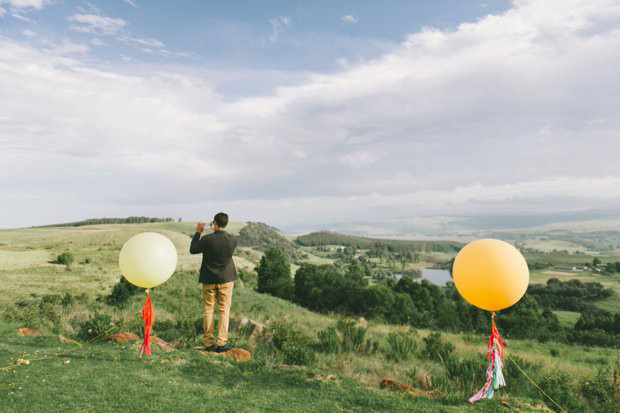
1;223;618;412
238;222;304;262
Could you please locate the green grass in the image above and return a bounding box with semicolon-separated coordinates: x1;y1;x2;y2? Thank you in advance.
0;316;559;413
1;333;449;413
1;223;618;412
552;311;581;328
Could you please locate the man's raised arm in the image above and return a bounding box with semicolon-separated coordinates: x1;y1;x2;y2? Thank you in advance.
190;221;206;254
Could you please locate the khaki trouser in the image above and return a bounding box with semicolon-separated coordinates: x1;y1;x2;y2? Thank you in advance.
202;281;234;346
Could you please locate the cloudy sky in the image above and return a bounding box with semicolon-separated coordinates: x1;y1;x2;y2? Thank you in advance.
1;0;620;230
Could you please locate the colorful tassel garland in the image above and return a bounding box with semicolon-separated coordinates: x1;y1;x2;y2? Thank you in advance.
138;290;153;357
469;312;505;403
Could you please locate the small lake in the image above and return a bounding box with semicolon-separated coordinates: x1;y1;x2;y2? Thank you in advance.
394;268;452;286
419;269;452;286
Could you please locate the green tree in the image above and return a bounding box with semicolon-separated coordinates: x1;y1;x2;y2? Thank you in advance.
256;248;293;300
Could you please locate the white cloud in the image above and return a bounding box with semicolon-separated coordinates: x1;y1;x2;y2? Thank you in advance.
0;0;50;9
340;152;377;168
90;38;104;46
10;11;35;23
2;0;620;228
341;15;359;24
269;16;291;43
123;0;138;8
67;13;127;35
0;6;6;16
22;29;35;36
118;35;165;49
49;39;89;55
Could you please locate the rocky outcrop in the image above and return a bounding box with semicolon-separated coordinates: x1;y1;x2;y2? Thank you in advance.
379;379;439;399
58;335;81;345
17;328;43;335
151;337;175;352
306;373;336;383
199;348;252;362
106;332;140;342
233;316;266;345
220;348;251;361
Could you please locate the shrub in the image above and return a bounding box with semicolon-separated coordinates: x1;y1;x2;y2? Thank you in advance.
105;277;139;307
252;339;283;367
502;354;542;397
550;348;560;357
152;319;178;342
580;368;619;412
422;332;454;362
317;326;340;354
76;313;113;341
56;251;74;267
337;319;365;352
461;334;480;344
60;292;74;307
39;294;61;305
2;296;61;330
406;366;418;386
538;371;587;412
270;320;316;365
151;318;200;343
385;331;417;361
441;355;487;394
238;268;257;289
316;320;378;355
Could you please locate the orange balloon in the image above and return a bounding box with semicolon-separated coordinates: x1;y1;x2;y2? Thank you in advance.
453;239;529;311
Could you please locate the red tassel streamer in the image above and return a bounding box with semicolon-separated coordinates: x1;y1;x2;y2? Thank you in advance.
486;314;504;362
469;312;506;402
139;290;153;357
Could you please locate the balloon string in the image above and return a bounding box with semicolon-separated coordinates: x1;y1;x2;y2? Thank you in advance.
504;352;568;413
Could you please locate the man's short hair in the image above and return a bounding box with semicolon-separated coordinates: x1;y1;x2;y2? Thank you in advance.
214;212;229;228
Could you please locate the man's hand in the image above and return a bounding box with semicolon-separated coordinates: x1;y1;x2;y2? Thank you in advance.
196;221;206;233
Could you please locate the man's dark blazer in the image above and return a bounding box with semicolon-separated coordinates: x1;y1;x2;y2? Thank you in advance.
190;230;238;284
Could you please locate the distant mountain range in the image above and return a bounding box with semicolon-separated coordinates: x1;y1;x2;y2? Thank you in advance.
283;210;620;242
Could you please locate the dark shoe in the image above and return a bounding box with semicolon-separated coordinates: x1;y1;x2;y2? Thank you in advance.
215;343;232;353
203;344;217;352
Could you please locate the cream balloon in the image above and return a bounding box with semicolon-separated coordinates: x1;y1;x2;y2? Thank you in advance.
119;232;178;289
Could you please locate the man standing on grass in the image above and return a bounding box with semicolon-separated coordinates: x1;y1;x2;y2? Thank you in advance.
190;212;238;352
